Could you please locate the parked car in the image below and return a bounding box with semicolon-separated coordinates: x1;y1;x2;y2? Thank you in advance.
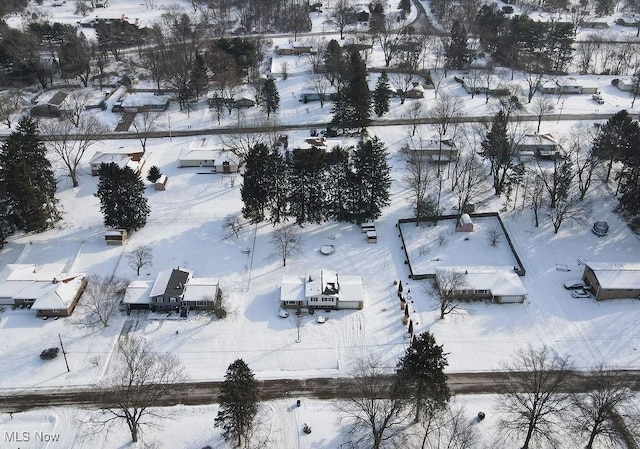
316;315;326;324
278;309;289;318
572;289;591;298
592;94;605;104
564;280;587;290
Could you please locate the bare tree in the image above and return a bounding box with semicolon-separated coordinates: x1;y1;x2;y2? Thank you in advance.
451;153;486;216
0;89;24;128
463;69;483;99
98;337;187;442
485;226;502;247
132;110;160;153
547;192;584;234
61;90;91;127
406;101;424;137
40;116;104;187
324;0;355;40
570;364;638;449
429;269;467;319
496;345;573;449
531;96;554;133
417;404;479;449
572;136;599;201
402;135;438;224
575;36;602;74
305;73;330;108
270;225;303;267
223;213;246;239
337;356;410;449
389;71;416;105
371;14;405;68
523;70;552;104
524;170;545;227
74;275;127;328
126;245;153;276
304;38;326;74
218;118;274;167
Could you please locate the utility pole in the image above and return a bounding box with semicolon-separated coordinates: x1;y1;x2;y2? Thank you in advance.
58;333;70;373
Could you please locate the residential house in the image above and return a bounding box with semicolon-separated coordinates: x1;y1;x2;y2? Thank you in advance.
274;42;315;56
462;75;510;96
408;138;459;162
178;148;239;173
517;133;562;160
581;261;640;300
280;269;365;310
30;91;68;118
0;264;87;317
114;92;170;112
293;136;343;151
404;83;425;99
124;267;219;311
541;77;599;95
233;97;256;109
615;78;636;92
435;266;527;304
89;151;146;175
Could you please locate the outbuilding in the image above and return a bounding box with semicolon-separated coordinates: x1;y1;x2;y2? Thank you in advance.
582;261;640;300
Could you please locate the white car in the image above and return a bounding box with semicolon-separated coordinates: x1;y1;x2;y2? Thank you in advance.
278;309;289;318
592;94;605;104
571;289;591;298
316;315;326;324
564;280;587;290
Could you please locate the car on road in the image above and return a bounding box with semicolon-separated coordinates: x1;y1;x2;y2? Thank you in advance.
564;280;587;290
278;309;289;318
571;289;591;298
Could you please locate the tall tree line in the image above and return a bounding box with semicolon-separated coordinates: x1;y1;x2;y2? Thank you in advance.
241;138;391;225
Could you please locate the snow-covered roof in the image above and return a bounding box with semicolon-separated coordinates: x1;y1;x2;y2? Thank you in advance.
32;274;87;310
120;93;169;108
89;152;133;169
150;268;193;298
584;262;640;289
293;137;343;151
520;133;557;146
436;266;527;297
306;269;339;297
178;148;234;162
183;278;219;303
280;275;306;303
337;275;365;301
459;214;473;226
123;280;153;305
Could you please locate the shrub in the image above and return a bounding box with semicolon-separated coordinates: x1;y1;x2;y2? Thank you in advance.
40;347;60;360
215;307;227;319
502;5;514;13
146;165;162;183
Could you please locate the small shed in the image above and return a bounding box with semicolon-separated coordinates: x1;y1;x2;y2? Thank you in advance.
366;230;378;243
154;175;168;191
455;214;474;232
105;229;127;245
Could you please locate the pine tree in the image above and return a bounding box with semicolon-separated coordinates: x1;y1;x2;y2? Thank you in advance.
96;162;149;232
260;77;280;118
324;146;353;222
373;72;391;117
288;147;327;225
323;39;343;86
331;50;371;132
350;137;391;222
592;110;640;182
446;20;471;69
480;110;516;195
241;143;275;223
398;0;411;17
215;359;259;448
189;52;209;100
0;117;59;232
397;331;450;423
146;165;162;183
268;147;290;225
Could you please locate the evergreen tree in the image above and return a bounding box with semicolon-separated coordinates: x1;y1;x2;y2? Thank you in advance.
268;147;290;225
331;50;371;132
397;331;450;423
323;39;343;86
592;110;640;182
373;72;391;117
241;143;275;224
96;163;149;232
0;117;59;232
0;183;16;249
445;20;472;69
480;110;517;195
324;146;353;222
398;0;411;17
288;147;327;225
189;52;209;100
146;165;162;183
350;137;391;222
260;77;280;118
215;359;259;448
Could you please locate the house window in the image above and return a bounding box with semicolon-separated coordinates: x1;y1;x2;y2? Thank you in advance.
475;289;489;294
310;297;318;302
52;309;60;312
285;300;299;305
170;298;177;303
156;298;164;303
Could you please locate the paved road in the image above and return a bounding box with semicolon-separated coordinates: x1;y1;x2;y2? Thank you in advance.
1;370;639;413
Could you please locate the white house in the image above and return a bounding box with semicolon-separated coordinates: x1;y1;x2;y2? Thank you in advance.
407;138;459;162
178;148;239;173
517;133;562;160
540;77;599;95
0;264;87;317
280;269;365;310
124;267;219;311
89;151;146;175
435;266;527;304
